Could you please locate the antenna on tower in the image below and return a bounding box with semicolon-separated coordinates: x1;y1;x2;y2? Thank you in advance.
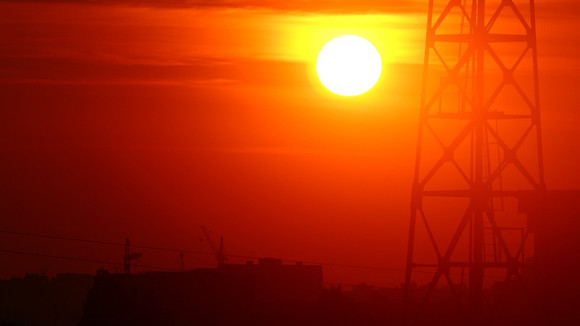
123;237;143;274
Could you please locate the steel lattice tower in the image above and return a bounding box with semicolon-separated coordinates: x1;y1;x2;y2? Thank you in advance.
404;0;544;325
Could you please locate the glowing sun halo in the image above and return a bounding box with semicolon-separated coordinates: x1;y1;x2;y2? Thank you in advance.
316;35;382;97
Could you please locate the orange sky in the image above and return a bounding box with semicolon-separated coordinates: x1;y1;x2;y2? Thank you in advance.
1;0;579;287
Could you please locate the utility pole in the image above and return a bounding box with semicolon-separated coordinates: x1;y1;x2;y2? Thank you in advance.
123;237;143;274
179;251;185;272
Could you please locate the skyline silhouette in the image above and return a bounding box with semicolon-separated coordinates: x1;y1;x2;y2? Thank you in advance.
1;1;580;325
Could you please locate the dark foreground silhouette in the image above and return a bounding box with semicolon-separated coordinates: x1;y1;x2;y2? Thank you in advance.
1;261;579;326
2;190;580;326
0;260;402;326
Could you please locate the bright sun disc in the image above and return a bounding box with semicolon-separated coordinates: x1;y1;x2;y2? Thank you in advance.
316;35;382;96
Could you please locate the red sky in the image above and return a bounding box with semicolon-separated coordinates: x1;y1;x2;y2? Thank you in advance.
1;0;579;287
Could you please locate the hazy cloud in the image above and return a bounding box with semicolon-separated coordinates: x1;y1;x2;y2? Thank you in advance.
0;0;424;13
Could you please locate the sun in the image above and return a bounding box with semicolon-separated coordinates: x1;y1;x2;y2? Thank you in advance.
316;35;382;97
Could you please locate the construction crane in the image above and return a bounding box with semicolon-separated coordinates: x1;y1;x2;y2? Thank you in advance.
200;225;226;267
123;237;142;274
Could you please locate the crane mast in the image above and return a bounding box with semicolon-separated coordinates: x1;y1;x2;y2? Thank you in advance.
200;225;226;267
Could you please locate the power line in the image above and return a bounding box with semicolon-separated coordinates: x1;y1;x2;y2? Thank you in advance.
0;249;179;272
0;229;405;272
0;229;214;256
0;229;506;279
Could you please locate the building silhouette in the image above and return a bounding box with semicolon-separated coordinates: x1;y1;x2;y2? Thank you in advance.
79;258;323;326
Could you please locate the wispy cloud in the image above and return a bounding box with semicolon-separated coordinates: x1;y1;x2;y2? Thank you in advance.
9;143;387;158
0;54;307;86
0;77;238;86
2;0;577;15
0;0;424;14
